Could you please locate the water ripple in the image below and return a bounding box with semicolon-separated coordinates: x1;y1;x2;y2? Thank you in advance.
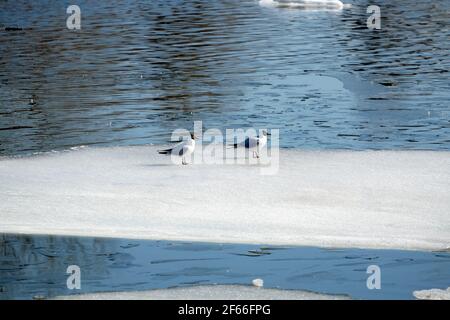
0;0;449;155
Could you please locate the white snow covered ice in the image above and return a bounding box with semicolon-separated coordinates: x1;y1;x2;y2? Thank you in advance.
52;284;349;300
0;146;449;251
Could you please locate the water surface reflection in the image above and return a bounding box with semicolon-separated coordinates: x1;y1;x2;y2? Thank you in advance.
0;0;449;155
1;234;449;300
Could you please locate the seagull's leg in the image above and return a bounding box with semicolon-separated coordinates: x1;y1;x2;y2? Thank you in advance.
256;151;260;159
252;151;256;158
182;157;187;165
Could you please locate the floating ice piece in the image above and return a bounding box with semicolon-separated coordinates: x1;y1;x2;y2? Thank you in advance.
259;0;350;10
0;146;449;251
252;279;264;287
413;287;450;300
52;285;349;300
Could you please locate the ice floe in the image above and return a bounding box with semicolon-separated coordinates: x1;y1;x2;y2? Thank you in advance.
52;284;349;300
0;146;449;251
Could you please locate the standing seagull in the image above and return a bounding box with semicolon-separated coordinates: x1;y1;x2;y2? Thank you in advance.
158;133;196;165
232;130;270;158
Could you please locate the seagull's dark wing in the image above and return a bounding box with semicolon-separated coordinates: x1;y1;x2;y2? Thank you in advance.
232;140;246;148
231;137;258;148
244;137;251;148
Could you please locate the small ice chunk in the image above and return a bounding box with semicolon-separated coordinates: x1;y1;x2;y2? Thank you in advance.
252;278;264;288
259;0;346;10
413;287;450;300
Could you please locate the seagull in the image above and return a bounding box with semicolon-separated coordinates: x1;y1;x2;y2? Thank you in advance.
158;133;196;165
231;130;271;158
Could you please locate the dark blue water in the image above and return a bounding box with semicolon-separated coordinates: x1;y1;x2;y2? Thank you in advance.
1;0;449;155
1;234;449;300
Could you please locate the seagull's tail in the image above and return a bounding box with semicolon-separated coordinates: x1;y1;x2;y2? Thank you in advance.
158;148;172;155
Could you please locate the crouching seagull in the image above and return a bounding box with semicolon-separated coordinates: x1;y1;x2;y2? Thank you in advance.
231;130;270;158
158;133;196;165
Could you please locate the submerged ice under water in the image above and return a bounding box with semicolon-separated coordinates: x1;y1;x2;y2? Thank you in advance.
0;234;449;300
0;0;449;155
